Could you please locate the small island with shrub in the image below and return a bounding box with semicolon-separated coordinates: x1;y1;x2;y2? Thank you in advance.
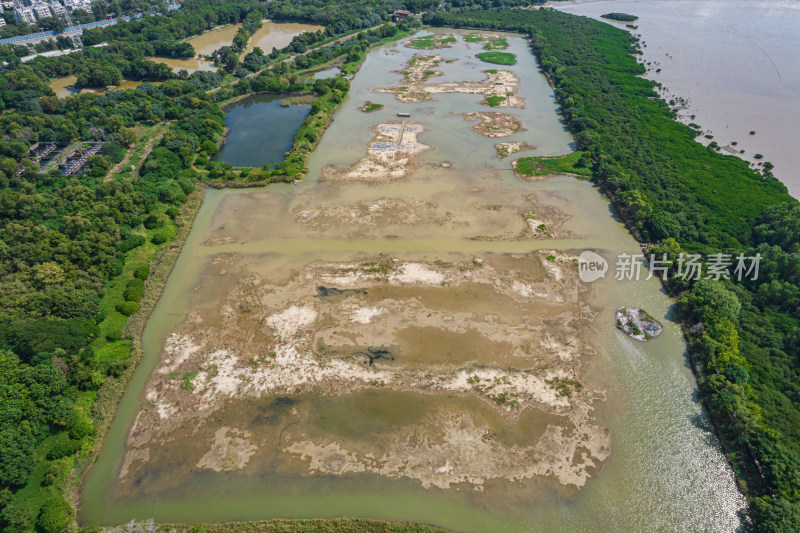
601;13;639;22
616;307;663;341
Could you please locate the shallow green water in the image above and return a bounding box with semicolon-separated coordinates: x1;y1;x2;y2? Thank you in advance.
80;30;745;531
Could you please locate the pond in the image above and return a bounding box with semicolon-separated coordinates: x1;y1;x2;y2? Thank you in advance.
211;93;310;168
313;66;341;80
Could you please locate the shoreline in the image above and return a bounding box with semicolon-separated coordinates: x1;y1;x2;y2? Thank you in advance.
65;186;207;526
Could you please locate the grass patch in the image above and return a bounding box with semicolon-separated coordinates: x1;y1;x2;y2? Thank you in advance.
515;151;593;178
475;52;516;65
405;34;456;50
484;95;506;107
483;37;508;50
360;101;384;113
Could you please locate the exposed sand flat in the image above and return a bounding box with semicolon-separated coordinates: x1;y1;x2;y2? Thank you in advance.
322;122;431;182
403;34;457;50
375;54;524;107
196;427;257;472
464;32;511;51
117;251;608;494
460;111;526;138
496;141;537;158
285;411;610;490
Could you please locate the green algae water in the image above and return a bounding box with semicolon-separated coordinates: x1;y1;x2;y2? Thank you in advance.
80;30;745;531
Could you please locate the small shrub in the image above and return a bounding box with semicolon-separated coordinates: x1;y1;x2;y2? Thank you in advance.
134;264;150;280
37;497;72;533
143;213;166;229
151;231;170;245
46;434;81;460
117;235;145;253
123;280;144;303
108;359;130;378
117;301;139;316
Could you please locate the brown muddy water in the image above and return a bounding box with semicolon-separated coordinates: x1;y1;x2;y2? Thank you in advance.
152;21;322;73
81;30;745;531
557;0;800;198
48;77;161;98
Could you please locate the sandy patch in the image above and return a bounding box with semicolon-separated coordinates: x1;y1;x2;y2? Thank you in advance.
389;262;445;285
197;427;257;472
285;411;610;490
403;34;457;50
294;197;447;230
352;307;384;324
322;122;431;182
496;141;537;158
376;55;523;108
460;112;526;138
265;305;317;340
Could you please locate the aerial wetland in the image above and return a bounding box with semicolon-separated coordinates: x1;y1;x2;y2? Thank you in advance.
81;31;745;531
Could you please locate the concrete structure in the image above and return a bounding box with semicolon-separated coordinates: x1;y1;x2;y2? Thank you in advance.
0;18;5;27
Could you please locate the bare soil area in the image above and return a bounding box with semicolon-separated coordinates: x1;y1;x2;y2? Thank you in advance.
495;141;537;158
460;112;526;138
376;55;524;108
321;122;431;182
117;251;608;497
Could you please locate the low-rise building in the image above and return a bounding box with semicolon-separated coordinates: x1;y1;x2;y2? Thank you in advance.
392;9;414;20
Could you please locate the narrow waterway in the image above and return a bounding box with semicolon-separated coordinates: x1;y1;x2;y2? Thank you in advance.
81;29;745;531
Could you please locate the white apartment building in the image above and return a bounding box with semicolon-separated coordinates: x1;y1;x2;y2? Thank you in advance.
49;1;65;16
64;0;92;12
13;6;36;23
31;2;51;19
